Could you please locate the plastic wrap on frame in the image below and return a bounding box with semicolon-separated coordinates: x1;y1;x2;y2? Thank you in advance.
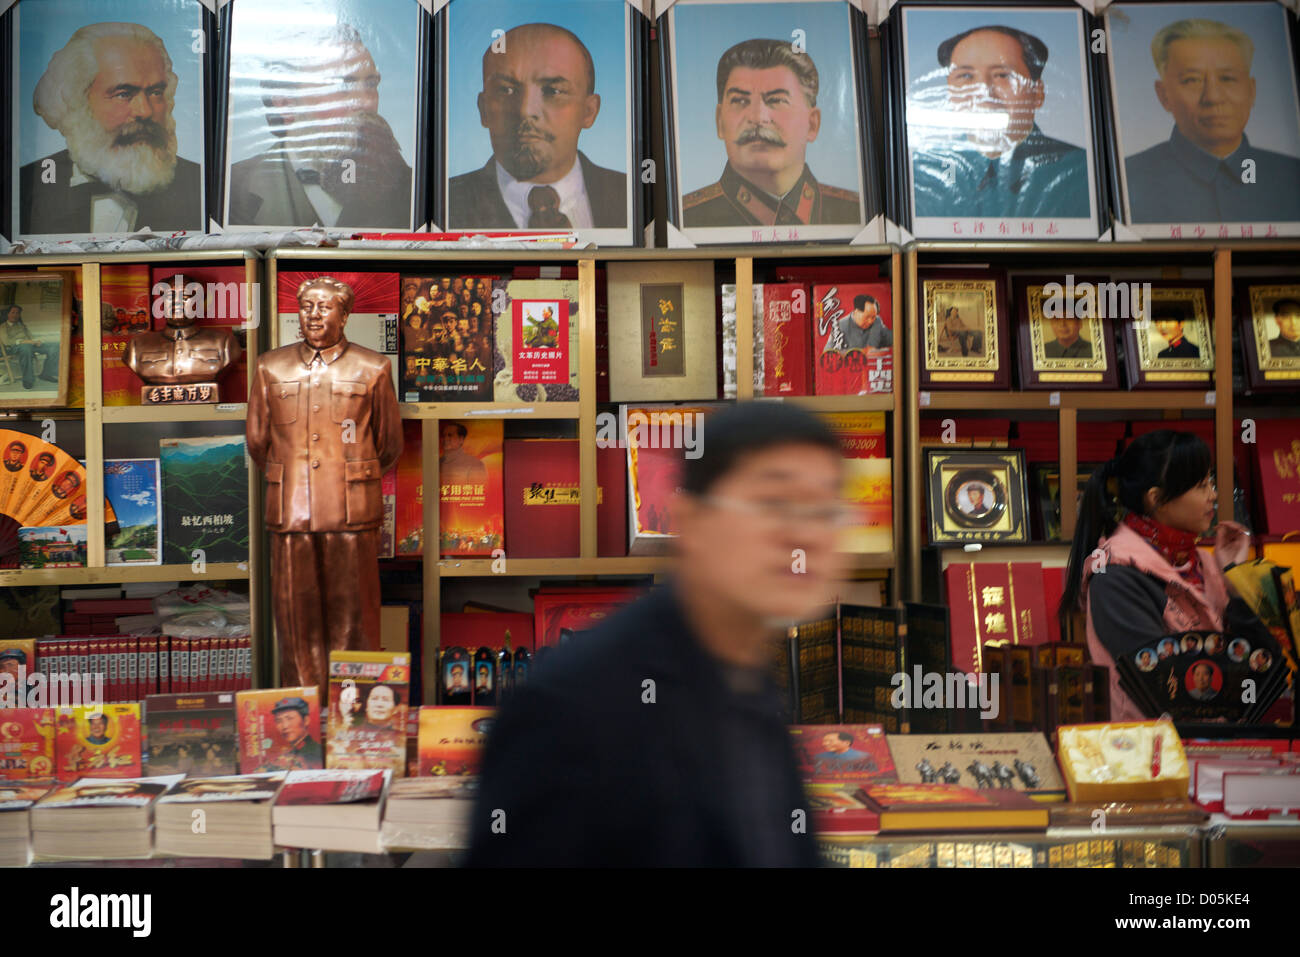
219;0;427;231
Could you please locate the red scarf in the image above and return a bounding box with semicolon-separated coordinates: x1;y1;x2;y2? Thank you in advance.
1122;512;1203;588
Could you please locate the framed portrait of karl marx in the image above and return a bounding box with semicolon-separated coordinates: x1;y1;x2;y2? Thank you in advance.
1122;282;1215;389
925;448;1029;544
7;0;211;240
440;0;648;246
884;2;1104;240
1104;2;1300;237
218;0;429;231
1014;276;1120;390
659;0;877;245
1238;281;1300;391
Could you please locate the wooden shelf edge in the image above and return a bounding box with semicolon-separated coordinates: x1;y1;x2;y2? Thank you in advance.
400;402;579;420
0;562;250;587
919;390;1216;411
435;557;671;577
101;404;249;423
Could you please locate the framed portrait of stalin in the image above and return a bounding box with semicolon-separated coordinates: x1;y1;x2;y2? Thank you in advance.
884;2;1103;241
218;0;428;231
1014;276;1119;390
8;0;210;240
1104;1;1300;238
439;0;647;246
660;0;876;245
1239;281;1300;391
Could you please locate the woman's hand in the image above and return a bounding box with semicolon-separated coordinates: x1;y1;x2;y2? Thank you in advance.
1213;521;1252;570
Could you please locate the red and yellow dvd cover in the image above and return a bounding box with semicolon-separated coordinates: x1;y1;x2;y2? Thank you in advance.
788;724;896;785
416;707;495;776
235;687;323;773
54;704;142;781
0;708;56;781
326;652;410;775
438;420;503;558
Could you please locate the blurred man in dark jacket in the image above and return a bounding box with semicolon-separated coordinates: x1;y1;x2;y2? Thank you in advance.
466;402;848;866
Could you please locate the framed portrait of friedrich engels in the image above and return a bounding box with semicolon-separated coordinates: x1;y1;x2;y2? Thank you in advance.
1105;1;1300;238
661;0;874;245
440;0;644;246
892;2;1102;240
220;0;427;231
10;0;208;240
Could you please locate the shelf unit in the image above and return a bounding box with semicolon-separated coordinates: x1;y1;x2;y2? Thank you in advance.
268;244;904;696
0;250;265;680
904;240;1300;602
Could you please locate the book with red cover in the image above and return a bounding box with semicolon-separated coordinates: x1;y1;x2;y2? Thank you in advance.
756;282;812;396
235;687;323;773
623;404;717;555
503;439;625;558
54;704;143;781
805;783;881;833
944;564;983;675
0;709;56;781
98;265;153;407
812;282;894;395
441;612;534;654
325;651;410;775
394;420;423;556
439;419;504;557
275;768;386;806
859;783;1049;831
416;706;495;776
532;587;645;648
1255;419;1300;536
789;724;896;784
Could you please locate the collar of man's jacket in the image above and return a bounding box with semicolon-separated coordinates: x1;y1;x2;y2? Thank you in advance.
296;336;350;368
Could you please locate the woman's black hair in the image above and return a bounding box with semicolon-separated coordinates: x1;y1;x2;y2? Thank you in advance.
1057;429;1213;636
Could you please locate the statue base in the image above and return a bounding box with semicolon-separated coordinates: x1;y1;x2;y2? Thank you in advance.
142;383;220;405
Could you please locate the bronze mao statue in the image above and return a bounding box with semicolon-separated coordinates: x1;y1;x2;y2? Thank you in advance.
123;276;241;400
246;276;403;690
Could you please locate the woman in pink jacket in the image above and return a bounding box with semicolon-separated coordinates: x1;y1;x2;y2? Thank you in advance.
1058;430;1260;720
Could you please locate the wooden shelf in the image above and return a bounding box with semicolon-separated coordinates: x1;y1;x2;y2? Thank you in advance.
0;562;250;587
920;390;1215;411
400;402;578;420
268;244;898;264
933;543;1071;569
102;403;248;424
760;394;895;412
435;557;671;577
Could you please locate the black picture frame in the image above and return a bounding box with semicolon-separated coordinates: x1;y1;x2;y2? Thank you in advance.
926;448;1030;544
435;0;648;245
881;0;1107;241
659;0;878;245
6;0;213;241
215;0;431;232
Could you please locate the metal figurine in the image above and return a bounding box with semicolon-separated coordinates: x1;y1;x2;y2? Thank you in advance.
123;275;241;402
246;276;403;690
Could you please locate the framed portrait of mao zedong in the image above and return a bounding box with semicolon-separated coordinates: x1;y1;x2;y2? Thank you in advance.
1014;275;1120;390
659;0;877;245
7;0;210;241
1104;2;1300;239
439;0;647;246
1122;282;1215;390
884;2;1104;241
218;0;429;231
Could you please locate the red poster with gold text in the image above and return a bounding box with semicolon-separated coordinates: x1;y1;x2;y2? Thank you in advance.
0;708;56;781
438;420;503;557
54;704;142;781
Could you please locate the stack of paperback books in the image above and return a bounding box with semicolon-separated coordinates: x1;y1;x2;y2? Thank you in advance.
0;782;55;866
30;775;181;860
154;772;285;859
272;769;390;854
380;776;479;851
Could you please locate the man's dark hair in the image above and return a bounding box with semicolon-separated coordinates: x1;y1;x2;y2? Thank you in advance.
1272;298;1300;315
682;401;841;497
446;422;468;439
1151;300;1192;323
832;731;853;744
5;304;22;316
938;25;1049;82
716;38;819;106
484;23;596;95
853;294;879;313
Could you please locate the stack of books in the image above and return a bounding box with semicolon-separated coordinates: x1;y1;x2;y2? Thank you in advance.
155;772;285;859
272;769;390;854
0;782;55;867
30;775;181;860
380;776;479;851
